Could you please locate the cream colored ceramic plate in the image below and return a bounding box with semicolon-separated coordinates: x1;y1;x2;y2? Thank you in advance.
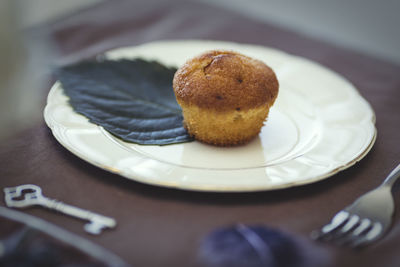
44;40;376;192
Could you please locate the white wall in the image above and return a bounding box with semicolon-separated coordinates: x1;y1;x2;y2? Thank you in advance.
17;0;103;28
196;0;400;65
15;0;400;64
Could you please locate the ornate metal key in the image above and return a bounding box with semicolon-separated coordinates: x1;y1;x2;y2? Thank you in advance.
3;184;116;235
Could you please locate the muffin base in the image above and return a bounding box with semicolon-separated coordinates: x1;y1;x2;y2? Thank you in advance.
179;103;272;146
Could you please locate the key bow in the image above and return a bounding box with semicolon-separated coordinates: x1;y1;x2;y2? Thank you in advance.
4;184;44;208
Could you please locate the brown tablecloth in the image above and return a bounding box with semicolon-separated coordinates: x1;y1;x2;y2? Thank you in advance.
1;0;400;266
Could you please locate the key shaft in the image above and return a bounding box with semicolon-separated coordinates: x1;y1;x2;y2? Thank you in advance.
39;197;116;228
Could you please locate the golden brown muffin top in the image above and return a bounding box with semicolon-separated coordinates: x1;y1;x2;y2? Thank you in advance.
173;50;279;111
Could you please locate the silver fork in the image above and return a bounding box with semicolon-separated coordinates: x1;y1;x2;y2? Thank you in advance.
311;163;400;248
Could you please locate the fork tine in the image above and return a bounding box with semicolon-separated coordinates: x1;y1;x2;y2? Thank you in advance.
335;218;372;246
337;215;360;235
311;211;349;240
326;214;360;244
352;219;372;236
350;222;384;248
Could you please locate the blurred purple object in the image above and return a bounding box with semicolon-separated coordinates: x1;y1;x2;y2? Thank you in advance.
199;224;331;267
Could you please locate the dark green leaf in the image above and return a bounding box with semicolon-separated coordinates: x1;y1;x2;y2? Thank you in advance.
56;59;194;145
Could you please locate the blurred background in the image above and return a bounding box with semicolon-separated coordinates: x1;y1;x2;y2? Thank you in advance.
1;0;399;140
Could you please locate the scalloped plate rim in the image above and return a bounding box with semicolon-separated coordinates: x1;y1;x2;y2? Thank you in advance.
44;40;377;192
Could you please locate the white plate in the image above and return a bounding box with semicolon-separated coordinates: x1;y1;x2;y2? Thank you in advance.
44;40;376;192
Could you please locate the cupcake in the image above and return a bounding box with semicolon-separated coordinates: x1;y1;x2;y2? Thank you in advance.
173;50;279;146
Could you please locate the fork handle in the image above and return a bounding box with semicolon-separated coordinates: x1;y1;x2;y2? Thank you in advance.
382;163;400;188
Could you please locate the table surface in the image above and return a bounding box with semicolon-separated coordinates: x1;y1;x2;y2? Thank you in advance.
1;1;400;266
